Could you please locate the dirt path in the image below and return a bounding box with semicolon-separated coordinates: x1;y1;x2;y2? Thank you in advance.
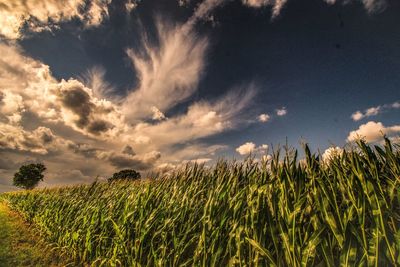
0;202;68;267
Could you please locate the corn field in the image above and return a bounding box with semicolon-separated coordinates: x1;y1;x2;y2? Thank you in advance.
2;139;400;266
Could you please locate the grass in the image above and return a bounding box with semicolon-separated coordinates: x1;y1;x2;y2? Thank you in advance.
1;139;400;266
0;202;67;267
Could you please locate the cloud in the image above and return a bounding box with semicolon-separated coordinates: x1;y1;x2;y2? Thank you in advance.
151;107;167;121
351;101;399;121
0;123;66;155
97;150;161;170
185;0;226;27
123;19;208;121
347;121;400;143
81;66;116;100
0;10;259;188
0;0;112;39
122;145;136;156
236;142;268;155
125;0;138;12
322;146;343;164
128;86;256;150
0;43;129;139
392;102;400;109
242;0;288;18
258;113;270;123
276;107;287;116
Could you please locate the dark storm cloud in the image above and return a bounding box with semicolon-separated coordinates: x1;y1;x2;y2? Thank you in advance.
107;152;161;170
66;141;160;171
87;120;113;134
58;83;115;135
59;85;94;128
122;145;136;156
67;142;99;158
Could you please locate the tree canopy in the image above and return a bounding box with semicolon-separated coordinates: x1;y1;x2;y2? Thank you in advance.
13;163;46;190
108;169;141;182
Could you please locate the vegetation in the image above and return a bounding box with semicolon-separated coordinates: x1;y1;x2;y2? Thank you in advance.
13;163;46;190
108;169;141;182
0;202;67;266
2;139;400;266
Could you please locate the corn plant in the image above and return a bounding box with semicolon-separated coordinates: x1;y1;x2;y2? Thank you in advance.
2;139;399;266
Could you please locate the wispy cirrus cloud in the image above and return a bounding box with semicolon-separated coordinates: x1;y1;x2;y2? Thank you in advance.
123;19;209;121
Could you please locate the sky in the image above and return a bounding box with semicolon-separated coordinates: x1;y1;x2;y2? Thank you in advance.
0;0;400;192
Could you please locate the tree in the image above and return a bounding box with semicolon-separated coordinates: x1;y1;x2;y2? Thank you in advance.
13;163;46;190
108;169;141;182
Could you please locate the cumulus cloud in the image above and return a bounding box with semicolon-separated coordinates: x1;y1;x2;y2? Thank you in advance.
236;142;268;155
0;124;62;155
351;101;399;121
0;43;128;139
347;121;400;143
0;0;112;39
322;146;343;164
258;113;270;122
276;107;287;116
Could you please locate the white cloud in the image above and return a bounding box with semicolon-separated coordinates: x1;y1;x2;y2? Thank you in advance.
322;146;343;164
236;142;256;155
128;86;256;150
0;0;112;39
242;0;288;17
351;111;364;121
258;113;270;122
0;124;63;155
392;102;400;109
123;19;208;121
81;66;116;100
347;121;400;143
241;0;385;19
365;106;381;116
236;142;268;155
351;101;399;121
125;0;137;13
276;107;287;116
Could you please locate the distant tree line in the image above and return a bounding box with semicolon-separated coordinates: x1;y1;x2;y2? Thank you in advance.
12;163;141;190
